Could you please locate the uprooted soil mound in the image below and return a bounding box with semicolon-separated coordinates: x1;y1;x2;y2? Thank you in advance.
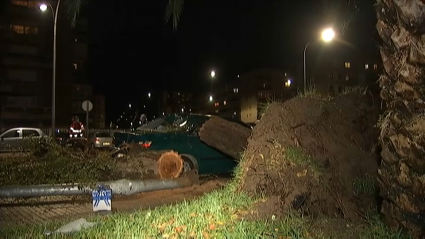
240;92;381;221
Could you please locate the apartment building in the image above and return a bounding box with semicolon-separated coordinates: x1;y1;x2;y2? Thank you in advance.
309;46;382;96
70;84;105;129
207;69;295;123
0;0;74;130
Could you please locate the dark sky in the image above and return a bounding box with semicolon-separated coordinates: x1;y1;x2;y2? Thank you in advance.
86;0;379;122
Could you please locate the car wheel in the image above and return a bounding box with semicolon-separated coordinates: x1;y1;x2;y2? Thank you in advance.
180;154;199;173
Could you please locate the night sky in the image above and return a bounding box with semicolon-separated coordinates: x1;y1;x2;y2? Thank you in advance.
86;0;379;123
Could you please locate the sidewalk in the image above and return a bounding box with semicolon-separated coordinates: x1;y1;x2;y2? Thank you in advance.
0;177;229;227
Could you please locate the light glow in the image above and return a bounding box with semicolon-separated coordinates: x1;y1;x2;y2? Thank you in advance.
321;28;335;42
39;4;48;11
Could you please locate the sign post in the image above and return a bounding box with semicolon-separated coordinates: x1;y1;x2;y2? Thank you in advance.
82;100;93;137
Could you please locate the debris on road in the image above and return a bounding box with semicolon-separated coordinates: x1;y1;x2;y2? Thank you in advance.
44;218;99;235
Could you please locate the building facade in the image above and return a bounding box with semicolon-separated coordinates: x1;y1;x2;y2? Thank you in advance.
206;69;295;123
0;0;74;130
70;84;105;129
309;46;382;96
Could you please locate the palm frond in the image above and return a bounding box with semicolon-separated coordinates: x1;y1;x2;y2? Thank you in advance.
63;0;82;28
165;0;184;31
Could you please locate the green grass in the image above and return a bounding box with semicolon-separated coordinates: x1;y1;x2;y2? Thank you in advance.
0;148;412;239
353;175;378;196
285;146;325;178
1;187;311;238
0;184;412;239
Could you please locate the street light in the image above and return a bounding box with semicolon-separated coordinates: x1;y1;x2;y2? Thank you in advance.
285;79;292;87
40;1;61;136
148;92;151;98
321;28;335;42
209;70;215;101
303;28;335;92
209;95;213;101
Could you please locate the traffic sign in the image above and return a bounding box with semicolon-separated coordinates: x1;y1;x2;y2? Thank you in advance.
82;100;93;112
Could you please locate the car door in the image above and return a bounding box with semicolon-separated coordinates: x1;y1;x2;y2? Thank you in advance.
22;129;41;150
0;129;22;151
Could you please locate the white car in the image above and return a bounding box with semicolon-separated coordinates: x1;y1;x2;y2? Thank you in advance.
0;127;46;152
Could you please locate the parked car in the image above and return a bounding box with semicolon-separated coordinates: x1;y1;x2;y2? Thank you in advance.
0;127;47;152
89;132;114;149
114;114;250;175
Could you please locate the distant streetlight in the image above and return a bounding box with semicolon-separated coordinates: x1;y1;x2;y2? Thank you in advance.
303;28;335;92
209;70;215;100
129;104;131;108
148;92;151;98
39;4;48;11
40;1;61;136
209;95;213;101
285;79;292;87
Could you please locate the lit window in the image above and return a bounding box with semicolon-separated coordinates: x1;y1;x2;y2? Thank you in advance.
233;88;238;93
344;62;351;68
9;25;38;35
28;1;42;8
25;26;38;34
373;64;378;70
223;101;227;105
345;75;350;81
214;102;219;107
73;63;78;70
10;25;24;34
11;0;28;7
365;64;369;69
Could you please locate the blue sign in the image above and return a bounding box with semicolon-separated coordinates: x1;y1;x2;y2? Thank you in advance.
92;185;112;212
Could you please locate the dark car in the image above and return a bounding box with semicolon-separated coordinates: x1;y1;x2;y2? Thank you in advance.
114;114;250;175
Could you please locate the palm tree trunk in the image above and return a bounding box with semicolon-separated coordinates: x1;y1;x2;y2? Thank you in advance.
376;0;425;237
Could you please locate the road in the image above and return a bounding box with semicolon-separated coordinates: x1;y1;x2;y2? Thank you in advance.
0;176;231;227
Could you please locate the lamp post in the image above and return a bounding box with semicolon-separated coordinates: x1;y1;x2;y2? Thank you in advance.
40;1;61;136
209;70;215;101
303;28;335;93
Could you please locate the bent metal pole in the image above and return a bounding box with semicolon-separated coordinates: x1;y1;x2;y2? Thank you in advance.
0;173;198;198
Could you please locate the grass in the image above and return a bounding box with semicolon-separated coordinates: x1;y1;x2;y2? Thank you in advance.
1;187;311;239
0;185;411;239
267;142;324;178
0;143;412;238
353;175;378;196
298;84;330;101
0;140;115;186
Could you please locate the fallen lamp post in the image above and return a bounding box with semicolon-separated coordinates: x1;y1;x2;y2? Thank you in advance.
0;170;199;198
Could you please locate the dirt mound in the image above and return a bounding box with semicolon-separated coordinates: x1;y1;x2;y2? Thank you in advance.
240;92;380;221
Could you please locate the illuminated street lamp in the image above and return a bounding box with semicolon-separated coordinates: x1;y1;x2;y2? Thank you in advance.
321;28;335;42
209;95;213;101
148;92;151;98
285;79;292;87
303;28;335;92
209;70;215;101
39;4;48;11
40;1;60;136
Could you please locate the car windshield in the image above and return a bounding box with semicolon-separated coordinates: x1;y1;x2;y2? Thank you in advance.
95;132;112;137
